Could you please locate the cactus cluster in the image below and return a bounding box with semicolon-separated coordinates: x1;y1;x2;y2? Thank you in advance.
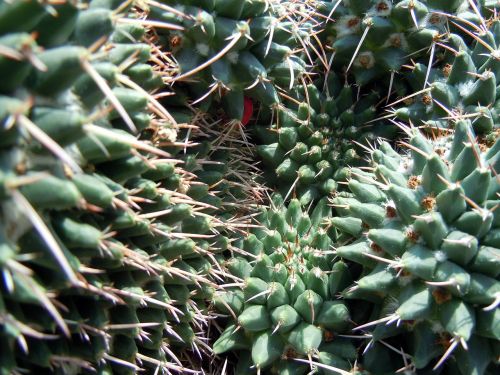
318;0;474;85
0;0;499;374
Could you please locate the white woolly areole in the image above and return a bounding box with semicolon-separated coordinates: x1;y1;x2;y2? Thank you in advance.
431;321;445;334
383;33;409;50
457;80;475;97
196;43;210;57
227;51;239;64
334;15;361;37
157;127;177;143
434;250;447;263
368;0;392;17
397;274;413;287
354;51;375;69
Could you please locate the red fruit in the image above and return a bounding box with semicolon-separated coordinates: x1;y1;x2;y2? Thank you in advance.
242;97;253;126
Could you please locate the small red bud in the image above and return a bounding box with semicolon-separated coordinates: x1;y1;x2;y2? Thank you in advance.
242;96;253;126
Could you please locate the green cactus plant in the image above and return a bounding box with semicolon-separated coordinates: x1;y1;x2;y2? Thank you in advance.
0;1;499;374
212;195;368;374
254;78;398;204
329;121;499;373
146;0;321;121
370;5;500;138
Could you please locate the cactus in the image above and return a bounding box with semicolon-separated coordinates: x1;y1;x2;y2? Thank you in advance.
317;0;495;86
329;121;499;373
146;0;319;121
378;21;499;139
212;195;367;374
254;78;399;204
